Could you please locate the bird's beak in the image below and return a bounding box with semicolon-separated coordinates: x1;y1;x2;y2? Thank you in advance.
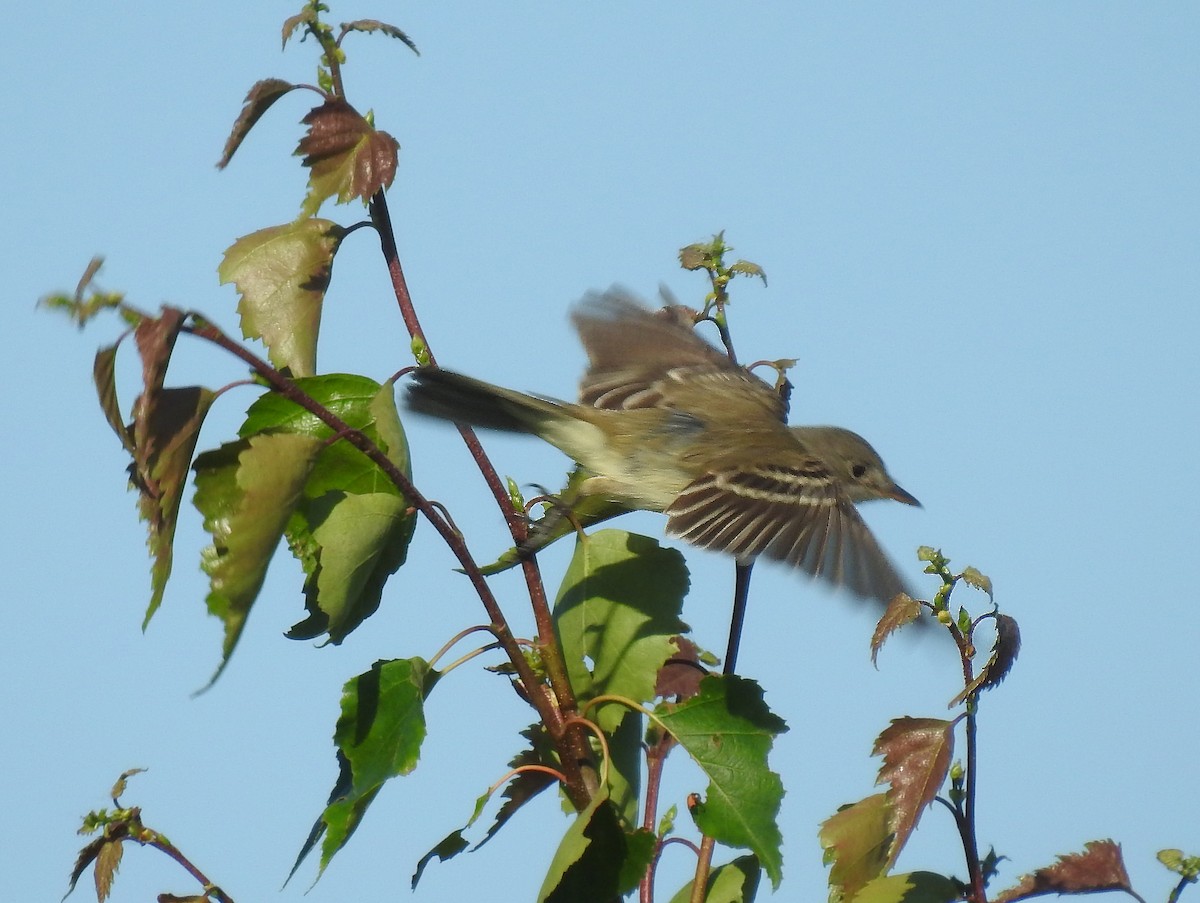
888;483;922;507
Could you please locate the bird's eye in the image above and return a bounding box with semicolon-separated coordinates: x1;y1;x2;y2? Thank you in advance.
850;463;868;479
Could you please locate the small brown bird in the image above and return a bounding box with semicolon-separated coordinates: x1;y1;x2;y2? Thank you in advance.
408;290;919;604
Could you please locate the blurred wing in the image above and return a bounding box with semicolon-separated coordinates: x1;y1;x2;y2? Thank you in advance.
572;289;786;421
665;463;910;605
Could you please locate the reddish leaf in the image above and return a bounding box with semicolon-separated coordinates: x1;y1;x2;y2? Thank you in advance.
819;793;893;900
339;19;420;55
93;342;134;454
871;593;923;665
296;99;399;216
218;77;299;169
655;636;708;700
995;840;1133;902
65;835;107;901
94;839;123;901
873;717;955;866
950;613;1022;707
281;8;317;49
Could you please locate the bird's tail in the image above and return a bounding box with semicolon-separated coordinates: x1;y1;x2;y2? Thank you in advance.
407;367;569;436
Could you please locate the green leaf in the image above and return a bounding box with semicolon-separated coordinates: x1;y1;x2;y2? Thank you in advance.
852;871;961;903
291;658;435;882
286;491;411;643
960;566;993;599
655;675;787;888
192;432;323;685
217;78;299;169
554;529;690;733
219;219;344;378
819;793;893;900
296;98;399;217
475;724;559;850
668;855;762;903
538;792;655;903
242;376;416;642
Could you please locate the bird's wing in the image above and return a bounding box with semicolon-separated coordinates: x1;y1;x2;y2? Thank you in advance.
571;289;787;421
664;462;911;605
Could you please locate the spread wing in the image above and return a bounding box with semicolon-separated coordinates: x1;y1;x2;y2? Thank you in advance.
571;289;787;422
665;462;910;605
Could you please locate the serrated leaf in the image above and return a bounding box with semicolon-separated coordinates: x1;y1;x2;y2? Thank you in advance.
994;840;1133;903
340;19;420;55
873;718;955;867
219;219;344;377
729;259;768;285
296;99;399;217
192;433;323;685
656;675;787;888
538;792;654;903
291;658;435;883
960;567;993;599
819;793;893;900
668;855;762;903
218;78;299;168
94;839;122;902
852;871;961;903
871;593;923;665
475;724;559;850
554;529;690;733
655;635;708;701
65;836;107;901
281;8;317;48
949;614;1022;707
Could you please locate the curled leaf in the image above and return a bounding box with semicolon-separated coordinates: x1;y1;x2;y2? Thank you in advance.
218;78;299;168
871;593;923;665
296;99;399;216
994;840;1133;903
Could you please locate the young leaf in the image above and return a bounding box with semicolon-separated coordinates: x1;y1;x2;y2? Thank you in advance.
851;871;961;903
219;219;345;378
871;593;923;665
819;793;893;900
296;98;399;217
872;718;955;866
292;658;436;882
950;613;1022;706
92;342;134;453
218;77;300;169
554;529;690;733
960;566;993;599
655;635;709;701
192;432;323;684
475;724;560;850
655;675;788;888
994;840;1133;903
537;792;655;903
339;19;421;55
93;839;122;902
667;855;762;903
135;386;217;627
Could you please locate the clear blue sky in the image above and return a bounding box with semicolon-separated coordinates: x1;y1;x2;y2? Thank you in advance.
5;3;1197;901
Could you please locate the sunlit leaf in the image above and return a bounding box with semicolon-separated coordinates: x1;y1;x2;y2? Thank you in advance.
291;658;436;882
873;718;955;866
219;219;345;377
960;566;993;599
192;433;323;685
296;98;399;217
656;675;787;888
852;871;961;903
819;793;893;900
339;19;420;55
994;840;1133;902
667;855;762;903
871;593;923;665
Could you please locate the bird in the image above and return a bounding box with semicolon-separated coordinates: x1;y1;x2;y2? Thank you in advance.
407;289;919;605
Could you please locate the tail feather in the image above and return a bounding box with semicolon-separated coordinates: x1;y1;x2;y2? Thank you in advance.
407;368;564;435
